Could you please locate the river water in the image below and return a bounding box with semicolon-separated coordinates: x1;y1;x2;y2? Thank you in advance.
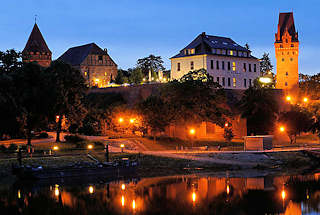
1;172;320;215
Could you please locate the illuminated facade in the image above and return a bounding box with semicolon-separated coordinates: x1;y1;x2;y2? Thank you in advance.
22;23;52;67
170;32;260;89
59;43;117;88
274;12;299;90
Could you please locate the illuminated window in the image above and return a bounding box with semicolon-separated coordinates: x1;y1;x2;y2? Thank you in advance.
232;62;236;71
84;72;87;76
190;49;195;54
233;78;236;87
229;50;233;56
190;61;194;70
105;72;107;76
177;63;180;71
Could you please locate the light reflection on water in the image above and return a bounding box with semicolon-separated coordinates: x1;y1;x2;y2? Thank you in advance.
1;173;320;214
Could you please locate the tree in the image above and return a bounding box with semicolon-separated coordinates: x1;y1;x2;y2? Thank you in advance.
12;62;52;146
260;53;273;76
299;73;320;100
224;127;234;143
0;49;22;74
161;69;230;127
129;68;143;84
138;96;171;140
137;55;165;77
115;70;128;84
46;60;87;142
279;107;314;144
239;86;279;135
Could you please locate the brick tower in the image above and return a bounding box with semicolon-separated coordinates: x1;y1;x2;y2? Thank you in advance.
22;23;52;67
275;12;299;90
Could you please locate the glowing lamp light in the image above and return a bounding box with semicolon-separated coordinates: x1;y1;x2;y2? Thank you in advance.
121;184;125;190
224;122;229;127
226;185;230;195
121;195;125;207
119;117;124;123
54;185;59;197
18;190;21;199
303;97;308;103
279;126;285;132
281;190;286;200
87;144;93;150
129;118;135;123
189;128;195;135
53;146;59;151
286;96;291;102
89;186;94;194
192;192;196;203
120;144;125;148
259;77;272;84
132;200;136;210
56;115;60;120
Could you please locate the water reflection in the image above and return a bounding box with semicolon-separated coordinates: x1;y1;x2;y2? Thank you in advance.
2;173;320;214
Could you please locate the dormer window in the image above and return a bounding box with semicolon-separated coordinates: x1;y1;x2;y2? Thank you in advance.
229;50;233;56
212;49;216;54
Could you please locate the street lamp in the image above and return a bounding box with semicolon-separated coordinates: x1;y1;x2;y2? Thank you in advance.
119;117;124;123
189;128;195;135
129;118;135;124
120;144;125;152
303;97;308;103
53;145;59;151
286;96;291;102
87;144;93;150
89;186;94;194
121;184;125;190
279;126;285;132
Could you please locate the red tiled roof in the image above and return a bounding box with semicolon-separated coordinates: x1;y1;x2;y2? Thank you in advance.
22;23;51;54
276;12;298;42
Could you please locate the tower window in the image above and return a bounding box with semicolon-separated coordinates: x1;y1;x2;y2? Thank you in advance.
293;52;295;55
282;58;285;62
232;62;236;71
211;60;214;69
280;45;283;48
286;72;288;76
177;63;180;71
290;58;293;61
285;82;288;86
233;78;236;87
190;61;194;70
291;44;294;47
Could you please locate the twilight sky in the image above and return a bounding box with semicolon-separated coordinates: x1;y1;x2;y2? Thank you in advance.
0;0;319;75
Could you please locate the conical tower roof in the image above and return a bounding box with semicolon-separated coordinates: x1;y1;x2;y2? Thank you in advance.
22;23;51;54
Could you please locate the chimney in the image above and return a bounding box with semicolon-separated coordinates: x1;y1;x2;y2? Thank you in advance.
104;48;108;54
201;32;206;36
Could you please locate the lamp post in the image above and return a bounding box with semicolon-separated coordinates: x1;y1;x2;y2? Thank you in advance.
189;128;195;149
120;144;125;153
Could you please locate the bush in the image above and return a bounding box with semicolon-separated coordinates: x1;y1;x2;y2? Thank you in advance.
64;135;85;143
38;132;49;139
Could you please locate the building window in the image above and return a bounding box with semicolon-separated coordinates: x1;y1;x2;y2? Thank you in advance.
98;55;103;61
286;72;288;76
293;52;295;55
249;64;252;72
212;49;216;54
282;58;285;62
228;78;231;87
254;64;256;72
211;60;214;69
280;45;283;48
222;77;225;86
228;62;231;70
243;63;247;72
84;72;87;76
216;61;219;70
233;78;236;87
285;82;288;86
291;44;294;47
290;58;293;61
244;79;247;88
249;79;252;86
177;63;180;71
222;61;225;70
216;77;219;83
232;62;236;71
185;49;189;55
229;50;233;56
191;61;194;70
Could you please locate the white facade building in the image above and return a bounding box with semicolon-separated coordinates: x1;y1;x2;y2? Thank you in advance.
171;32;260;89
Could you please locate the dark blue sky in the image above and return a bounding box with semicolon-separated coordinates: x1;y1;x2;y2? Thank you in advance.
0;0;319;74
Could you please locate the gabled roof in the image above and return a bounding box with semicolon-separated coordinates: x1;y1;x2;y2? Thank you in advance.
276;12;298;42
22;23;51;54
171;32;251;59
58;43;116;66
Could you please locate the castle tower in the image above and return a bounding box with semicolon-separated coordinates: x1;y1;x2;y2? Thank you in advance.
275;12;299;90
22;23;52;67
